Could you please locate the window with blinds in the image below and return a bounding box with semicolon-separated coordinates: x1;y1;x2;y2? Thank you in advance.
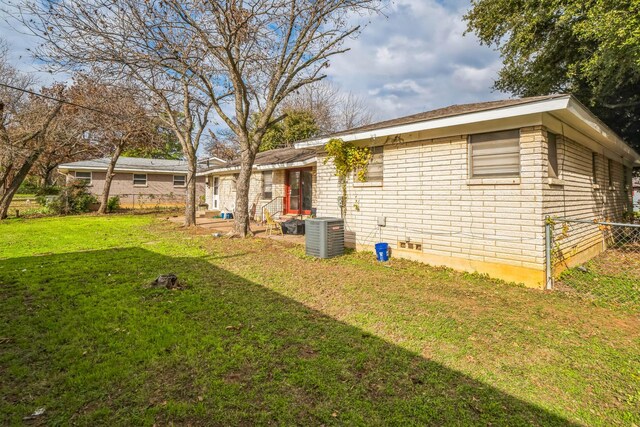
469;130;520;177
365;146;384;183
547;133;558;178
75;171;92;185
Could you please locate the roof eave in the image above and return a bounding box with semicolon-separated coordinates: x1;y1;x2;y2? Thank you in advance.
58;165;190;174
197;157;316;176
294;96;572;148
563;97;640;162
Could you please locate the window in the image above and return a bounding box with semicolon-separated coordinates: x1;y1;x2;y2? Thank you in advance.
547;133;558;178
262;171;273;199
624;166;628;188
365;146;384;183
75;171;92;185
608;158;613;187
469;130;520;177
173;175;186;187
133;173;147;186
592;153;598;184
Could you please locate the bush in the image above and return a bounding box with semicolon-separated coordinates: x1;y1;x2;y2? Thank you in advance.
16;177;39;194
107;196;120;213
44;180;98;215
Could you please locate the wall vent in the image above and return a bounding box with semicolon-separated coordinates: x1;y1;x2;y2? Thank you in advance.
398;241;422;251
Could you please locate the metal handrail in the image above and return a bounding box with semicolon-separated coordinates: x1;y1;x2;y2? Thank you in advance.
261;196;284;223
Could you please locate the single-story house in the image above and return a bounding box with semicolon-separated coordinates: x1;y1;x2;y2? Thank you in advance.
634;177;640;212
199;94;640;288
58;157;219;208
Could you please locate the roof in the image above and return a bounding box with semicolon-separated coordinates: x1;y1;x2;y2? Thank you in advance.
198;147;318;175
313;94;567;140
59;157;193;174
293;94;640;165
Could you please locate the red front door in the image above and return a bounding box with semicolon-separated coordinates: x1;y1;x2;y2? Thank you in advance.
286;168;312;215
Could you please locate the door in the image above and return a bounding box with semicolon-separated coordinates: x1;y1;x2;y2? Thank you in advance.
212;177;219;209
286;168;312;215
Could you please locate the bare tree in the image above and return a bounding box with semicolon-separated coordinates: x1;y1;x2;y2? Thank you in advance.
204;129;240;162
66;77;162;214
12;0;383;234
0;84;63;219
10;1;215;226
283;81;375;133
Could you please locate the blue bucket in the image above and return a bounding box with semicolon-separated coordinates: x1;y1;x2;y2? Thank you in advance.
223;212;233;220
375;242;389;262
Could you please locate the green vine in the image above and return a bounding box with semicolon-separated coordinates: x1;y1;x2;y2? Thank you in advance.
323;138;371;218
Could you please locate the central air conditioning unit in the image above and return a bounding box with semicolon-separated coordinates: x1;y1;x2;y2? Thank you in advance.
305;218;344;259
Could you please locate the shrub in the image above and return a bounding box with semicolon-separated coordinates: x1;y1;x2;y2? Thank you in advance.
107;196;120;213
45;180;98;215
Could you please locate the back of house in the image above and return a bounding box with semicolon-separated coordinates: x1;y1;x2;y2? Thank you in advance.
200;94;640;288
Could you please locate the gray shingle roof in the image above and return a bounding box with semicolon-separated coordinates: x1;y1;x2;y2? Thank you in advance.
297;94;570;143
59;157;192;173
199;147;317;173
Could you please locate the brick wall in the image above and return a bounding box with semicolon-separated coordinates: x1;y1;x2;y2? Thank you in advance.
315;127;549;285
72;171;205;207
211;169;291;219
541;129;633;268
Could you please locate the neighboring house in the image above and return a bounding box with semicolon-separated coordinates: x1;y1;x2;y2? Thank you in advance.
634;177;640;212
58;157;217;208
200;94;640;288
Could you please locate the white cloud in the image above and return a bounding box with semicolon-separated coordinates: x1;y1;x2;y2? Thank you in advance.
326;0;507;121
1;0;508;124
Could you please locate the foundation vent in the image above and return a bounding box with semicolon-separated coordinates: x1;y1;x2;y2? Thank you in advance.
398;240;422;251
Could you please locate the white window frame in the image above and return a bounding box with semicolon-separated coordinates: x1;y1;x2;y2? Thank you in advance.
262;171;273;199
133;173;147;187
173;175;186;187
75;171;92;185
469;129;521;178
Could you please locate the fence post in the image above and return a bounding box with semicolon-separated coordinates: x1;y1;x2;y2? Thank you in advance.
545;216;554;290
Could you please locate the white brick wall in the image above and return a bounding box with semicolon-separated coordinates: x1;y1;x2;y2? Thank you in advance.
541;129;633;263
316;127;548;270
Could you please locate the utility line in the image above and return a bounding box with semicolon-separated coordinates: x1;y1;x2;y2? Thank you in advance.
0;82;128;119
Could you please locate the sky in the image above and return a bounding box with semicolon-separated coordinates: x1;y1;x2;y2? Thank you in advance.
0;0;505;123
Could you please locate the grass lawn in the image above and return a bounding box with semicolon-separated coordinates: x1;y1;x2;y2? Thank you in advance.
558;244;640;309
1;215;639;425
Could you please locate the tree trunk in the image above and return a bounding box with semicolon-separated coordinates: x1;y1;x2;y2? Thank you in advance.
184;152;197;227
232;147;257;237
0;149;43;219
41;165;57;187
98;144;123;214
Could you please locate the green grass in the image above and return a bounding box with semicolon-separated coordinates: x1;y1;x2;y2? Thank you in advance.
1;215;639;425
558;245;640;309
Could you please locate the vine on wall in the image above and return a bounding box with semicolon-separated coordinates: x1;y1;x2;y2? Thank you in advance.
323;138;371;219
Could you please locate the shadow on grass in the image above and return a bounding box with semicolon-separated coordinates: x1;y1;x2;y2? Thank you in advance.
0;247;576;425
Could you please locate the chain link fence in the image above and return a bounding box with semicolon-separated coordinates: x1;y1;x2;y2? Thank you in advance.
115;193;188;209
546;216;640;307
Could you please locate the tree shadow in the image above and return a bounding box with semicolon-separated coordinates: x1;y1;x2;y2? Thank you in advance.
0;247;576;425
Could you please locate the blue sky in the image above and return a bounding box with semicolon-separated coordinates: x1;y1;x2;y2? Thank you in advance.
0;0;505;123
